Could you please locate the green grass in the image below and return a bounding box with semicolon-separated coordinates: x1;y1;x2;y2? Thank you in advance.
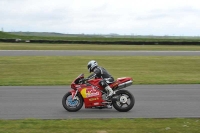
1;43;200;50
0;56;200;86
0;118;199;133
1;31;200;42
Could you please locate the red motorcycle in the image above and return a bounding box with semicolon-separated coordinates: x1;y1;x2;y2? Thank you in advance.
62;74;135;112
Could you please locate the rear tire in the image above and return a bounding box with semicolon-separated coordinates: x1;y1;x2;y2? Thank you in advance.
62;92;83;112
112;90;135;112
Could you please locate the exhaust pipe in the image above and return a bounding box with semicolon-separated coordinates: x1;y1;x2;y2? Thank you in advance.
117;80;133;89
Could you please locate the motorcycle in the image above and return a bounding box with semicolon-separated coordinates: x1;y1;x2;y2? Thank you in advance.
62;74;135;112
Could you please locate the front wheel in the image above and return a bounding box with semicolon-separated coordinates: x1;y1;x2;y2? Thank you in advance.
62;92;83;112
112;90;135;112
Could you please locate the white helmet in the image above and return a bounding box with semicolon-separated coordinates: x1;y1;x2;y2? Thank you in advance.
87;60;98;72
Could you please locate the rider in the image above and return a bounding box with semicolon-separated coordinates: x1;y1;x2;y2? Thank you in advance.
84;60;114;99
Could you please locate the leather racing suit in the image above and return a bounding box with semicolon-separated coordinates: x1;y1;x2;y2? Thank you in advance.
87;66;114;88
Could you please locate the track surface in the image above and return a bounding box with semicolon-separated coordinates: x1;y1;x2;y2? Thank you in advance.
1;50;200;56
0;85;200;119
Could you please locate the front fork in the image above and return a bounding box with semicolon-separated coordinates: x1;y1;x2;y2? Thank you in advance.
71;90;78;100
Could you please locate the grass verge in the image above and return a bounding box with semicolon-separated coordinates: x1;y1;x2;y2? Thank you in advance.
0;56;200;86
1;43;200;50
0;118;199;133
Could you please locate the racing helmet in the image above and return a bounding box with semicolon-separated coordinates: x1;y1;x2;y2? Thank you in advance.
87;60;98;72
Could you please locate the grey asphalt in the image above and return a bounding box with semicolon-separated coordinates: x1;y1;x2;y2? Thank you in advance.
1;50;200;56
0;85;200;119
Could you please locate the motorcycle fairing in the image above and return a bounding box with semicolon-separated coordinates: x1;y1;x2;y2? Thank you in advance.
78;86;106;108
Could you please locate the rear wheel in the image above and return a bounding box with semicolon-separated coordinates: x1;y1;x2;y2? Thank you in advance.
62;92;83;112
112;90;135;112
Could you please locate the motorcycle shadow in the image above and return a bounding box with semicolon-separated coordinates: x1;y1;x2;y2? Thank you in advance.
64;108;133;113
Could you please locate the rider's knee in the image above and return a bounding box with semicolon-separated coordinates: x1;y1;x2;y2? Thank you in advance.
99;79;108;88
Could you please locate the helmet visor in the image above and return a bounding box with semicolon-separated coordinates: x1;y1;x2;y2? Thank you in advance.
87;64;91;72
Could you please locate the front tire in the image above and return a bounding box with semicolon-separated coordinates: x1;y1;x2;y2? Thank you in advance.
62;92;83;112
112;90;135;112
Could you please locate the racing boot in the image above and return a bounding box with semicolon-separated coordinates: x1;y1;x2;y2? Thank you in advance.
107;104;112;109
105;86;114;100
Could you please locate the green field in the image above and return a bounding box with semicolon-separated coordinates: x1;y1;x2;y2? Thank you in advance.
1;31;200;42
0;118;199;133
1;43;200;50
0;56;199;86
